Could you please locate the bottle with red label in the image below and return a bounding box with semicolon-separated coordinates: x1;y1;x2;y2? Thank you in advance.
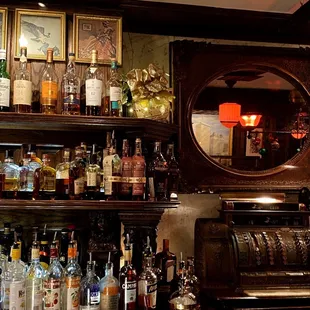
132;138;146;201
120;139;132;200
40;224;50;270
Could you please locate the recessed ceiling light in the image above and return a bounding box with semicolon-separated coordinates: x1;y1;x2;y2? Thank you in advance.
38;2;46;7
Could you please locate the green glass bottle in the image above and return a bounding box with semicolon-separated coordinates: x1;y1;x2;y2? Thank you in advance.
0;49;10;112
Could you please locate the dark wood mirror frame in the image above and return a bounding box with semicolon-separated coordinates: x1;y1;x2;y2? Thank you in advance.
171;40;310;192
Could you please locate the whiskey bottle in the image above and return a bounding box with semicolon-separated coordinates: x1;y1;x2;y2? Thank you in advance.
40;48;58;114
166;144;179;201
39;224;50;270
108;58;122;117
85;144;100;199
56;148;71;200
62;53;81;115
132;138;146;201
0;223;13;258
119;234;137;310
0;49;10;112
13;47;32;113
85;50;103;116
120;139;132;200
1;150;20;193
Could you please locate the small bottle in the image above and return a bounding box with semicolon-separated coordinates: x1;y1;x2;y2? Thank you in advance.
85;144;100;199
62;53;81;115
85;50;103;116
166;144;179;201
119;234;137;310
56;148;71;200
0;49;10;112
80;253;100;310
40;48;58;114
40;224;50;270
1;150;20;193
14;46;32;113
132;138;146;201
108;58;122;117
100;252;120;310
0;222;13;259
120;139;132;200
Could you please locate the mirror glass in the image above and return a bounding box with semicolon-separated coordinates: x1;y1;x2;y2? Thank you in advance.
191;68;309;171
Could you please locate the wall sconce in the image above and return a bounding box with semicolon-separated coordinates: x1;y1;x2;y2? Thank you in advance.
240;114;262;128
219;102;241;128
19;34;28;48
291;112;308;139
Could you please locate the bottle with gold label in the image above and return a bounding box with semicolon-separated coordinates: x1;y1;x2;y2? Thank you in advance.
120;139;132;200
132;138;146;201
40;48;58;114
40;224;50;270
13;46;32;113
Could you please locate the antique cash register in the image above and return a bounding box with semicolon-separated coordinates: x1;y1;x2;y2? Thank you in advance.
195;192;310;309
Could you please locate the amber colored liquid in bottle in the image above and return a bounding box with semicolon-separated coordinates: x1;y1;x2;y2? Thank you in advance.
132;138;146;201
120;139;132;200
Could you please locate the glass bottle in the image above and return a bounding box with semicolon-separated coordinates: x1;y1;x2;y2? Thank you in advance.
120;139;132;200
27;226;39;264
80;253;100;310
62;53;81;115
1;150;20;192
43;234;64;310
100;252;120;310
170;253;186;295
85;144;100;200
59;229;69;268
40;48;58;114
132;138;146;201
64;232;82;310
0;222;13;259
184;257;200;297
119;234;137;310
69;147;86;200
147;142;168;201
166;144;179;201
85;50;103;116
40;224;50;271
28;150;42;172
15;225;27;263
13;46;32;113
0;49;10;112
107;58;121;117
138;257;157;310
56;148;71;200
19;154;32;192
26;232;45;310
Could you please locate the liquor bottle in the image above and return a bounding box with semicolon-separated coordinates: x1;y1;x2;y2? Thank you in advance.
166;144;179;201
0;222;13;258
56;148;71;200
0;49;10;112
80;253;100;310
1;150;20;192
64;232;82;310
85;50;103;116
40;224;50;270
69;147;86;200
99;252;120;310
26;232;45;310
132;138;146;201
107;58;121;117
19;154;32;192
184;257;200;296
80;142;90;166
28;149;42;171
138;257;157;310
155;239;176;286
13;46;32;113
15;225;27;264
119;234;137;310
43;232;64;310
40;48;58;114
59;228;69;268
62;52;81;115
170;252;185;295
147;142;168;201
85;144;100;199
27;226;39;264
120;139;132;200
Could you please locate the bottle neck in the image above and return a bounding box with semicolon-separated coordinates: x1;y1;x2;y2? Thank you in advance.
105;263;113;276
134;142;142;156
0;59;7;73
20;60;27;71
167;146;175;159
163;239;169;252
154;143;161;154
63;156;70;163
124;248;132;265
4;228;10;235
67;60;75;73
122;147;129;158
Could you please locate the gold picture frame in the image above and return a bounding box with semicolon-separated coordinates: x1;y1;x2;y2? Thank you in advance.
0;8;8;49
15;9;66;61
73;14;122;65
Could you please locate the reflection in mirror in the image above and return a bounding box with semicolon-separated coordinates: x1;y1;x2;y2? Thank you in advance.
192;69;309;171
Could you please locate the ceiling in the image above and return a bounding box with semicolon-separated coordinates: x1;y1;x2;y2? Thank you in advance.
139;0;308;13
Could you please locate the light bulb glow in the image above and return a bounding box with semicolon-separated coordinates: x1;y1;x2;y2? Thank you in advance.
19;34;28;48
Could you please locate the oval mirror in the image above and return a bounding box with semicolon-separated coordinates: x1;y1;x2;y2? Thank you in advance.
191;68;309;172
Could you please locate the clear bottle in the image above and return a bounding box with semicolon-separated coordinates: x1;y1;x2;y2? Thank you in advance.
0;49;10;112
120;139;132;200
184;257;200;297
1;150;20;192
43;232;64;310
26;232;45;310
39;224;50;271
40;48;58;114
28;150;42;172
56;148;71;200
99;252;120;310
132;138;146;201
19;154;31;192
62;53;81;115
85;50;103;116
107;58;121;117
13;46;32;113
80;253;100;310
166;144;179;201
85;144;100;200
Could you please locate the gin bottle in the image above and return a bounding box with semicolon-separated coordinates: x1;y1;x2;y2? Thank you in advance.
107;58;121;117
62;53;81;115
56;148;71;200
80;253;100;310
13;47;32;113
0;49;10;112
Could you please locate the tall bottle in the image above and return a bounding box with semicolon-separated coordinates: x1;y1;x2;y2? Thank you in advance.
85;50;103;116
120;139;132;200
0;49;10;112
15;225;27;263
166;144;179;201
0;222;13;259
119;234;137;310
56;148;71;200
14;46;32;113
26;232;45;310
107;58;121;117
62;53;81;115
40;224;50;270
132;138;146;201
100;252;120;310
40;48;58;114
43;233;64;310
59;229;70;268
85;144;100;199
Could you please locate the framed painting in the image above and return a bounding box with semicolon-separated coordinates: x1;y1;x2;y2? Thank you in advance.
73;14;122;65
15;9;66;61
0;8;7;49
246;128;263;156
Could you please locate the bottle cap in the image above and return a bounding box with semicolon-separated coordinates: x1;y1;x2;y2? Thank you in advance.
47;48;54;62
63;148;70;158
0;49;6;60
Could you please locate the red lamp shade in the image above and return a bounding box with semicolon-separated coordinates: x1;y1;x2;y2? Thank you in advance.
219;103;241;128
240;114;262;127
291;130;306;139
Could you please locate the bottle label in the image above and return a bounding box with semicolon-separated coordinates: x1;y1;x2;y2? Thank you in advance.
86;79;102;107
9;280;26;310
148;177;155;200
166;260;175;283
11;248;20;261
122;281;136;305
110;87;121;102
74;177;85;194
27;283;43;310
32;248;40;260
43;279;61;310
103;155;113;195
120;160;132;195
101;287;119;310
138;280;157;309
132;161;146;196
13;80;32;105
56;169;69;180
50;248;58;259
65;277;81;310
67;247;76;259
87;171;97;187
64;85;79;94
41;81;58;101
43;176;55;191
0;78;10;107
